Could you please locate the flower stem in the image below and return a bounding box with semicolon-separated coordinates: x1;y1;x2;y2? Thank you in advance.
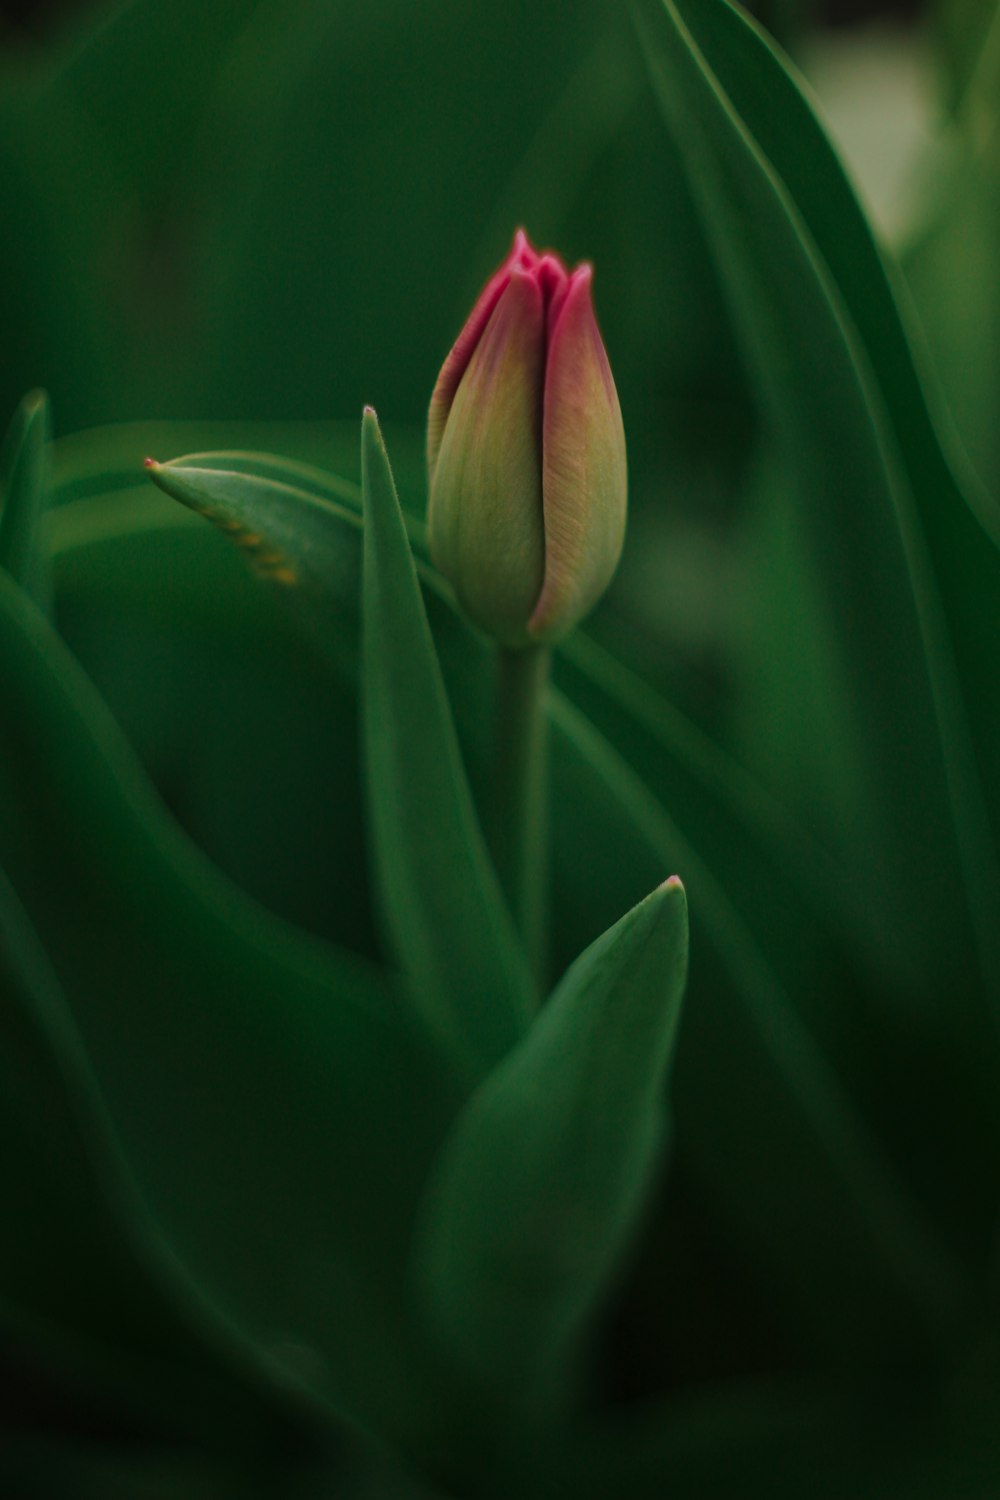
492;643;551;992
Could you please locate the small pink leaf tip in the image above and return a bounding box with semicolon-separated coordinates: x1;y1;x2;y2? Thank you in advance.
143;457;156;469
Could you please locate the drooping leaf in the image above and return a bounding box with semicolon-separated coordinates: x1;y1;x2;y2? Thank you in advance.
144;445;431;676
0;390;52;608
52;420;424;508
360;409;533;1079
414;877;687;1426
145;456;363;670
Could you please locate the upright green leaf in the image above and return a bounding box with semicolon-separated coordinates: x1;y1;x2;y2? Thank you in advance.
664;0;1000;923
550;693;974;1362
633;0;1000;1015
0;391;51;609
360;409;533;1079
414;877;687;1424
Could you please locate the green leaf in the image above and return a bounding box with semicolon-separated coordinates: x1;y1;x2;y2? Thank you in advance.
414;876;687;1423
633;0;1000;1012
360;409;533;1080
52;420;425;506
145;455;364;671
0;571;457;1438
549;692;974;1362
0;862;250;1434
668;0;1000;904
0;390;51;608
144;445;432;680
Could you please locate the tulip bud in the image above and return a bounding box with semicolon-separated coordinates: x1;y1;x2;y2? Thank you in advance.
427;230;627;648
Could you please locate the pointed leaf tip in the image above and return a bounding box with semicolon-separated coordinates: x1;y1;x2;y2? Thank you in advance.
414;876;688;1413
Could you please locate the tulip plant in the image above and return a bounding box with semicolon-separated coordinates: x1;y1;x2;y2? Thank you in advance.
3;0;1000;1496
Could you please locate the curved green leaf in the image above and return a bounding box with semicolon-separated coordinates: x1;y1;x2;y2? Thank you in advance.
53;421;381;501
67;455;915;1004
146;435;532;1079
668;0;1000;925
360;409;533;1080
0;862;319;1445
414;877;687;1425
0;572;457;1437
634;0;1000;1016
145;456;363;678
144;447;428;678
47;463;974;1363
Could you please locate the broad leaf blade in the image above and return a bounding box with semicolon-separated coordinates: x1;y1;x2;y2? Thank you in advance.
414;877;688;1422
0;572;456;1437
360;409;533;1079
0;390;52;608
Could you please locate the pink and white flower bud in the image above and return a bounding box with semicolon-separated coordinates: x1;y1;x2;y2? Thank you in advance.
427;230;627;648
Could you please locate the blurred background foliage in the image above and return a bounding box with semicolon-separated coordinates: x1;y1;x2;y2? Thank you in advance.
0;0;994;726
3;0;1000;1493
